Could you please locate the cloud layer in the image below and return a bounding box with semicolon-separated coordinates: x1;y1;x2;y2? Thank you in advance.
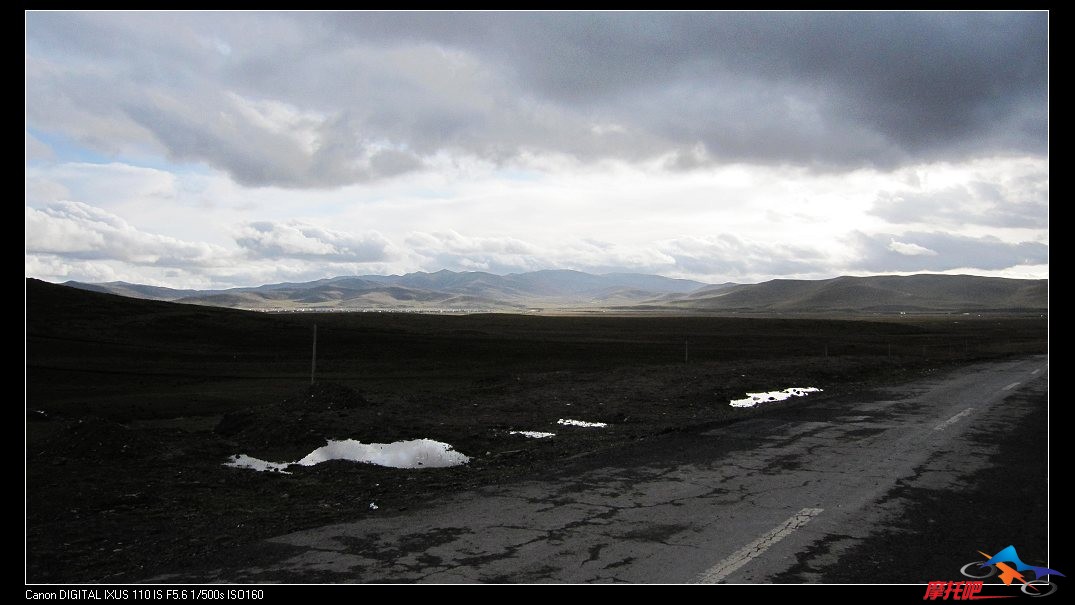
852;231;1048;272
26;12;1046;188
234;221;392;262
24;12;1048;288
26;201;226;266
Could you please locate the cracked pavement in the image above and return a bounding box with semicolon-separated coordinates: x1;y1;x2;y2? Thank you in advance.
158;355;1048;583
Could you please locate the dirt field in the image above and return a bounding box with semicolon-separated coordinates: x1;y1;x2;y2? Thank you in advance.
24;280;1048;582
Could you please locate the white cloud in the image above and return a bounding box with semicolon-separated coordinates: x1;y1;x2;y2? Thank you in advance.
26;253;120;284
23;151;1049;288
404;230;544;273
887;239;938;256
25;201;228;266
234;221;393;262
851;231;1047;273
660;235;832;282
25;162;178;207
869;155;1048;230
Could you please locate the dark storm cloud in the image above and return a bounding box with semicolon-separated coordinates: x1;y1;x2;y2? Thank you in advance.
849;231;1048;272
26;11;1047;187
324;12;1047;166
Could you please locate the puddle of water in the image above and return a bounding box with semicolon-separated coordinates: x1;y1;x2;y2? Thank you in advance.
509;430;556;438
557;418;608;428
225;438;470;472
730;387;822;408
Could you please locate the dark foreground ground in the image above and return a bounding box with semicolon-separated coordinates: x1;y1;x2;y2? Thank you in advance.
24;279;1048;583
158;356;1047;584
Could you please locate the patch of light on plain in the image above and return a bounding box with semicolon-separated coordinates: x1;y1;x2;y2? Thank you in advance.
509;430;556;438
557;419;608;428
224;438;470;472
730;387;823;408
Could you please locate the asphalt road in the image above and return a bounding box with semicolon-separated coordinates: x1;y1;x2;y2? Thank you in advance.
169;355;1049;584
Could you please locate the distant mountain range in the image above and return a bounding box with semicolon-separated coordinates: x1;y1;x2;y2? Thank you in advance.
62;270;707;311
59;270;1047;313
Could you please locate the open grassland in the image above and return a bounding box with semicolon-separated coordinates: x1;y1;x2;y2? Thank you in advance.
25;280;1047;582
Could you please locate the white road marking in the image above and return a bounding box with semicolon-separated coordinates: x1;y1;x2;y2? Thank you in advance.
1031;369;1041;375
1003;382;1021;391
934;408;973;431
695;507;823;584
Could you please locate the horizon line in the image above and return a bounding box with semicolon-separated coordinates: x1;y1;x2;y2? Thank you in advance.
28;269;1050;292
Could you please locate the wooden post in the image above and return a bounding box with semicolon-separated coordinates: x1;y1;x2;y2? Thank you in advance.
311;323;317;385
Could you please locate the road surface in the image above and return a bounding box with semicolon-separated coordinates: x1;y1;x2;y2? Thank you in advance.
167;356;1050;583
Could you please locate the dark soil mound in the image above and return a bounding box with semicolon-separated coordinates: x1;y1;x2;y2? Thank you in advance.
285;382;370;412
214;382;377;459
213;410;257;438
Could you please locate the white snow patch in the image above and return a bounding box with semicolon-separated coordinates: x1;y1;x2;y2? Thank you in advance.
224;438;470;473
509;430;556;439
557;418;608;428
225;454;292;474
296;439;469;468
730;387;822;408
369;502;378;510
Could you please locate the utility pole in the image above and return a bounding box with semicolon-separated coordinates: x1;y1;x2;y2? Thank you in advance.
311;323;318;385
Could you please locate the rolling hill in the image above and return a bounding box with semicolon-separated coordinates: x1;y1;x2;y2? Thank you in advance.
657;274;1047;313
63;270;708;311
57;272;1047;313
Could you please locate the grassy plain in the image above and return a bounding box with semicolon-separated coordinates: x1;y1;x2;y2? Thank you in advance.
25;279;1047;581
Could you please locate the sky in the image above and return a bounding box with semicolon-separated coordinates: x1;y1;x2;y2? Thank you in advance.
25;11;1049;289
